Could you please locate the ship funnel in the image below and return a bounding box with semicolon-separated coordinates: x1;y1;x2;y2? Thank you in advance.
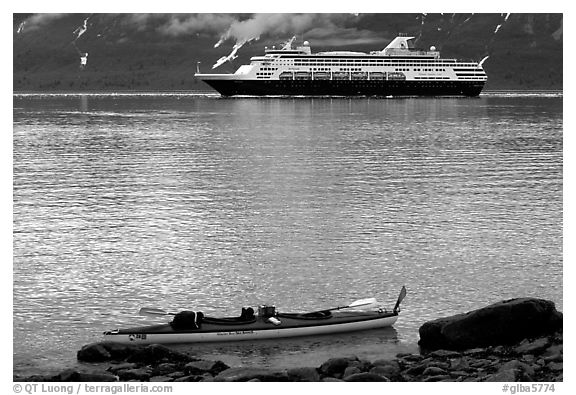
383;36;415;53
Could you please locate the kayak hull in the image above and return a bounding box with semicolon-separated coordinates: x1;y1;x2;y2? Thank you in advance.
103;311;398;344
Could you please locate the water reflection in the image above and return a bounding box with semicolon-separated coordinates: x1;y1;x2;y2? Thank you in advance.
79;95;89;112
172;327;404;368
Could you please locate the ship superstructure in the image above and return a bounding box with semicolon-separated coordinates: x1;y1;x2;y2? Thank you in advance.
195;34;487;97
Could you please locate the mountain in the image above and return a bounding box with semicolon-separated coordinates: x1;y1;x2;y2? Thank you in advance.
13;13;563;92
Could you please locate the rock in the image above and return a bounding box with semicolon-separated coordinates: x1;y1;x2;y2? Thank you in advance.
206;360;229;376
151;363;179;376
449;357;470;371
14;375;53;382
107;363;138;374
462;375;484;382
372;359;401;377
521;354;536;363
149;376;174;382
342;366;362;379
77;341;193;366
544;353;562;363
166;371;186;379
322;377;344;382
427;361;450;370
484;369;517;382
424;374;452;382
542;344;563;362
515;337;550;354
501;359;535;380
286;367;320;382
348;359;373;372
422;366;447;376
501;359;532;372
343;372;390;382
428;349;461;359
463;348;486;357
491;345;506;355
449;370;471;378
530;362;542;373
201;374;215;382
214;367;290;382
405;362;427;376
125;344;193;364
481;359;536;382
373;359;400;369
173;375;202;382
54;369;118;382
116;368;151;381
418;298;562;350
469;358;493;369
184;360;229;375
547;362;563;372
554;373;563;382
319;357;357;377
77;342;140;362
553;331;562;343
79;372;119;382
77;343;111;362
396;353;424;362
370;365;399;379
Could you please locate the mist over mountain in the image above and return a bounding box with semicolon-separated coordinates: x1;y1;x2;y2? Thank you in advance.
13;13;563;92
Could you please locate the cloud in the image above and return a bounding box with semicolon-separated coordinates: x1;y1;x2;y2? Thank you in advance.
212;13;381;48
157;14;238;36
24;13;68;30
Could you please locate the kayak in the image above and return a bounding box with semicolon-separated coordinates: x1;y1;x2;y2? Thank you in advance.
103;286;406;345
104;310;399;344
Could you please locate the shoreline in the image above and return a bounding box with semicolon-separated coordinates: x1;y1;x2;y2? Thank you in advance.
14;297;563;383
14;330;562;383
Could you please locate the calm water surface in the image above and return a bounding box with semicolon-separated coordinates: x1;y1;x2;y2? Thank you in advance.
13;93;563;375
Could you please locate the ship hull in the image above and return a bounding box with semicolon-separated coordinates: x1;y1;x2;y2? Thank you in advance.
199;79;485;97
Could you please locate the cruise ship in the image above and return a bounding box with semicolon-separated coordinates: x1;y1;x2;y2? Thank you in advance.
195;34;487;97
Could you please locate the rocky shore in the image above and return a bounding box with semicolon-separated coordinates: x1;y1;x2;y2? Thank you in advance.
14;297;563;382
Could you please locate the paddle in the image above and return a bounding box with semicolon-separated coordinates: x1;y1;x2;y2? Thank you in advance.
321;297;379;313
139;307;175;316
393;286;407;314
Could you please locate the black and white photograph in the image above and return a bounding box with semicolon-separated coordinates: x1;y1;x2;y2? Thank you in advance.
11;3;565;392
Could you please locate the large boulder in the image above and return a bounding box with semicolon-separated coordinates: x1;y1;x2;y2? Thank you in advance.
78;342;195;364
418;298;562;351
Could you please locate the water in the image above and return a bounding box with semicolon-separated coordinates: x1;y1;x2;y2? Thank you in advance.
13;92;563;375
